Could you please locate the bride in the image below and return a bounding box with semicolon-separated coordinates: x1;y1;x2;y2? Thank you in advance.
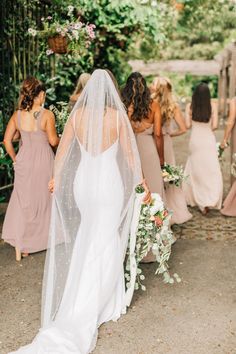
10;69;149;354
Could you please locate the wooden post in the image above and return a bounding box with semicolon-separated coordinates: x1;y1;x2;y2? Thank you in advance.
229;47;236;99
222;57;228;119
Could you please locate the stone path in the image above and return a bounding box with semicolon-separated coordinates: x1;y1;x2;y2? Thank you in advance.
0;129;236;354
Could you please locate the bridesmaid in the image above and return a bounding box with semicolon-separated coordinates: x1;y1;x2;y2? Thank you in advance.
221;97;236;216
183;83;223;214
122;72;164;263
2;77;60;261
151;77;192;224
68;72;91;112
122;72;165;199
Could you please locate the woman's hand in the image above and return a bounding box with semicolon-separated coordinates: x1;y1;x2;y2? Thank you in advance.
141;179;152;204
48;178;55;193
220;140;229;149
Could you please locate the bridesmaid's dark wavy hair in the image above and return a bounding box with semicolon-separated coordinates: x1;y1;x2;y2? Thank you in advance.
19;76;46;111
191;83;212;123
122;72;152;122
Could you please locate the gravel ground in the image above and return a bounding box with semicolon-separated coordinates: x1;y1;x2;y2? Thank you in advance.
1;129;236;354
1;239;236;354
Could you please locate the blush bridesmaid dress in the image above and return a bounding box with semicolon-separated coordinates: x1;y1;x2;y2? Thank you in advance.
183;113;223;212
2;109;54;253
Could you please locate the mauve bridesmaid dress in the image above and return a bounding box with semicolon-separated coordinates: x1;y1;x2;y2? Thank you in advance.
163;121;192;224
2;109;54;253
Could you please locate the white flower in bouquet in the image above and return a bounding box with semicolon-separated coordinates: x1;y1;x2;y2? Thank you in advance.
162;163;186;187
149;193;164;215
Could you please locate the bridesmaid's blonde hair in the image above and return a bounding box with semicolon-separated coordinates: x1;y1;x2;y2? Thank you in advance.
151;77;177;125
73;73;91;95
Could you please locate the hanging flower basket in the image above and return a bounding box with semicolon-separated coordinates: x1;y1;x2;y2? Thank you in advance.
28;6;96;56
48;35;68;54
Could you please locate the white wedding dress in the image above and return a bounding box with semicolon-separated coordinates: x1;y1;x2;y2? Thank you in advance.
10;70;142;354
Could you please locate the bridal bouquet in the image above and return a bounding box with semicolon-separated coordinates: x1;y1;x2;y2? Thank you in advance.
125;185;178;294
162;163;186;187
216;142;229;162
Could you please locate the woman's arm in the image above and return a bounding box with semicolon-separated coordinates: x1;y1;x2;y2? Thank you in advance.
170;105;187;137
49;115;75;193
45;111;60;147
211;102;218;131
185;103;192;129
221;98;236;147
3;112;18;162
153;102;164;166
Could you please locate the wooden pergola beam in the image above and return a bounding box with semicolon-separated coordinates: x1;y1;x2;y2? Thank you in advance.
129;60;220;76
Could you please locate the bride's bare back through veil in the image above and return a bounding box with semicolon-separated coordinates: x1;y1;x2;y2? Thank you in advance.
10;69;142;354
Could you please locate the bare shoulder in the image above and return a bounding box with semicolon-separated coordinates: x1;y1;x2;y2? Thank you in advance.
185;102;191;110
151;99;160;112
43;108;55;119
11;110;18;120
107;106;118;114
10;111;19;126
42;110;55;127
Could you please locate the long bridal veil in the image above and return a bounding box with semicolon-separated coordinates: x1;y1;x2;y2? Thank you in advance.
41;69;142;328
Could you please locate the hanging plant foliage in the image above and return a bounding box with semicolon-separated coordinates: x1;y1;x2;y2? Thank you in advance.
28;5;96;56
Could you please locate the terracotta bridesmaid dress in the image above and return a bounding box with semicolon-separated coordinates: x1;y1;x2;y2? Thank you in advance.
2;109;54;253
135;125;165;200
163;121;192;224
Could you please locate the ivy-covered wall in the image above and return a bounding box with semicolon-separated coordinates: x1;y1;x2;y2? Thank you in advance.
0;0;172;138
0;0;51;136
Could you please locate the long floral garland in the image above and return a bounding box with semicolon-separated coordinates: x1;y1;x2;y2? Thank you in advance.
125;185;180;297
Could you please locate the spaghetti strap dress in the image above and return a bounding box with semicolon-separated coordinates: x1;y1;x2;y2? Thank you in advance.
2;109;54;253
183;119;223;211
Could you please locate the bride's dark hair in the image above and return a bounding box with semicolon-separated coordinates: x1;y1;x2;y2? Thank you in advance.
121;72;152;122
191;82;212;123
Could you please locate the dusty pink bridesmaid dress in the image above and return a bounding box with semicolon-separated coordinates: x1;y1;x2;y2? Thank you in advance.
2;109;54;253
135;125;165;200
183;120;223;211
163;122;192;224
